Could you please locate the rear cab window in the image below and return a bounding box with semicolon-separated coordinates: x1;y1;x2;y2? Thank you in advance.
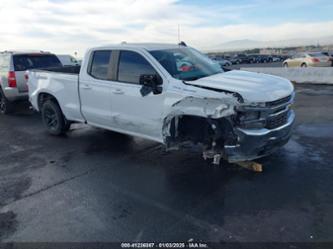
13;54;62;71
117;51;157;84
88;50;112;80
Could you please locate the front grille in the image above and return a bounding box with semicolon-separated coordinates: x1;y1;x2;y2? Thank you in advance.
237;92;294;130
266;95;292;107
266;111;288;129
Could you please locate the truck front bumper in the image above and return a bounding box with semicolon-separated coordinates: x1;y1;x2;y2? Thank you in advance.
224;110;295;162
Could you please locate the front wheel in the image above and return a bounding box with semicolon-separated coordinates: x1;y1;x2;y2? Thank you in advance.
283;63;288;68
301;63;307;68
0;89;13;114
41;100;70;135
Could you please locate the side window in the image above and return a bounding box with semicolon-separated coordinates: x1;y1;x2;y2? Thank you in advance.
118;51;156;84
0;54;9;71
89;51;112;80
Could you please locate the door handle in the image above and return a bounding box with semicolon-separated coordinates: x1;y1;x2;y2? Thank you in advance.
82;84;92;90
113;89;124;95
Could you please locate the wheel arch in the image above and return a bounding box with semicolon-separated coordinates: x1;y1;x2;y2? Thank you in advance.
162;96;239;152
38;92;63;113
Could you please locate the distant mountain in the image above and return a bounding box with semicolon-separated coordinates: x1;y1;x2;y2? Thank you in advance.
205;36;333;52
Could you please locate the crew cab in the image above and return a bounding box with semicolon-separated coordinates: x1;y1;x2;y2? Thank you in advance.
28;43;295;164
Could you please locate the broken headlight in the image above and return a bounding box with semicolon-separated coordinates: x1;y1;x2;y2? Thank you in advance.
238;111;260;121
237;111;266;129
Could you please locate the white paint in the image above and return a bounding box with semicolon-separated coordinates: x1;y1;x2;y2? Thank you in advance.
192;70;294;102
241;67;333;84
28;44;295;145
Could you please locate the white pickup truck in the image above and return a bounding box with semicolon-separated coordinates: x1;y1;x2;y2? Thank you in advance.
28;43;295;164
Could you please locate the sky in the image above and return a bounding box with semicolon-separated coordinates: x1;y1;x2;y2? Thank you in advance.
0;0;332;56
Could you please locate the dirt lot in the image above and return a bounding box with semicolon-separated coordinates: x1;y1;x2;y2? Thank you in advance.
0;84;333;243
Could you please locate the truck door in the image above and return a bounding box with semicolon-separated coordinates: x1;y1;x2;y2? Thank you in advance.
79;50;114;127
108;50;165;141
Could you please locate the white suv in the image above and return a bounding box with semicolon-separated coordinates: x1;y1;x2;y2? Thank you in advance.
0;51;62;114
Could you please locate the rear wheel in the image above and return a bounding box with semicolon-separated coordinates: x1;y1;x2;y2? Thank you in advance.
41;100;70;135
301;63;307;68
0;89;13;114
283;63;288;68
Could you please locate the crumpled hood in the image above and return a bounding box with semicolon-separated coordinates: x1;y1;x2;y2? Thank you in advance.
189;70;294;103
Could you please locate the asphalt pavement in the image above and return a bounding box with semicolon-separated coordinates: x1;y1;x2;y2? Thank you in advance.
0;84;333;243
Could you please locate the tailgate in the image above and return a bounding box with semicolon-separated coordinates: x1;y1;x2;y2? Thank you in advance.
15;71;29;93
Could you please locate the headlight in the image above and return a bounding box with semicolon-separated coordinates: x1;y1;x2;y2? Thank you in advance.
238;111;260;121
247;102;266;108
237;111;266;129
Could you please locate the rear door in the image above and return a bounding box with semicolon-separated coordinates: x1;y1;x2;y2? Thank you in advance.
13;54;62;93
79;50;114;127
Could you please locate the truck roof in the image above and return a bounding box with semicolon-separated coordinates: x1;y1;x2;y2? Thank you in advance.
91;43;184;51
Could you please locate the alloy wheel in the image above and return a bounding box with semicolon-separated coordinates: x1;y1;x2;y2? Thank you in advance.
44;108;58;130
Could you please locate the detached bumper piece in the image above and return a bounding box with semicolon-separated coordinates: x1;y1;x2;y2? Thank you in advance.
225;110;295;162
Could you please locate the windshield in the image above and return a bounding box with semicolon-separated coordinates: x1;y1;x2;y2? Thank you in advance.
149;47;222;81
308;52;326;57
13;54;62;71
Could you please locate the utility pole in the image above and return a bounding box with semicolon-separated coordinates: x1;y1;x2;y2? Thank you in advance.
178;24;180;43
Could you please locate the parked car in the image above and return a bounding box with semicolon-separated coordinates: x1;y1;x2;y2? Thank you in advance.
272;56;282;62
230;54;251;64
212;58;232;67
56;54;80;66
257;55;273;63
0;51;62;114
28;43;295;164
247;54;260;64
322;52;333;66
283;52;331;67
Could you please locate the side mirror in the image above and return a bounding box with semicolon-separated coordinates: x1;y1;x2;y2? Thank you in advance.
139;74;162;97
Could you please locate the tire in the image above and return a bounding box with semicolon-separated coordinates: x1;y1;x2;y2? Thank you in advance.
41;100;70;135
0;88;13;114
283;63;288;68
301;63;307;68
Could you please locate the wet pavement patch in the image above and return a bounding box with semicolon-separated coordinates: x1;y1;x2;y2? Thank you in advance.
0;211;17;240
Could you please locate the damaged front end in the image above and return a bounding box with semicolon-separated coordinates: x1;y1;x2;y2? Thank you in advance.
162;92;295;165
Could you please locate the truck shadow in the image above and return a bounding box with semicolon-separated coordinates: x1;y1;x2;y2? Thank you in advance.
7;102;35;116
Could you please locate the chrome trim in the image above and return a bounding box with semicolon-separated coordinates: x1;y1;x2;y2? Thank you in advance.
237;110;295;136
269;106;289;117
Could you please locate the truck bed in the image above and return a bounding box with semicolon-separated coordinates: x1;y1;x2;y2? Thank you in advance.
36;65;81;74
28;68;84;122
